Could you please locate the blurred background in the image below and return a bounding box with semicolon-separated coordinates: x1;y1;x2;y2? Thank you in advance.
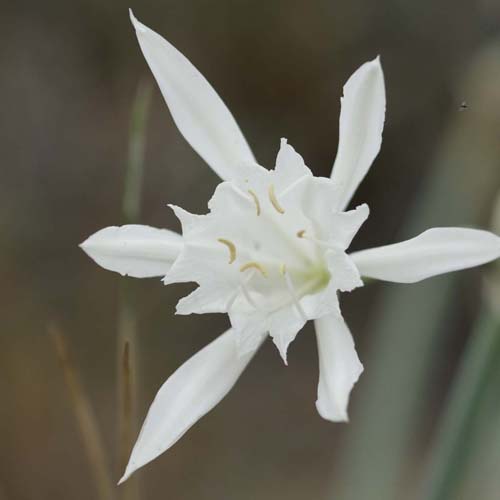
2;1;500;499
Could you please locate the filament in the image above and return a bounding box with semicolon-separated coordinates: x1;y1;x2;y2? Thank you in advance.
240;281;258;308
283;269;307;321
226;270;259;311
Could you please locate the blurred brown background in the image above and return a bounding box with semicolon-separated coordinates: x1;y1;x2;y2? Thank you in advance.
2;1;500;499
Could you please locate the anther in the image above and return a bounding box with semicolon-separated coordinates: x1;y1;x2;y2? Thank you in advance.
296;230;342;251
280;263;287;276
217;238;237;264
247;189;261;216
240;261;268;277
268;184;285;214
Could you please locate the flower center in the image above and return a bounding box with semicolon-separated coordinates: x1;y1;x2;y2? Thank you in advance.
215;182;331;316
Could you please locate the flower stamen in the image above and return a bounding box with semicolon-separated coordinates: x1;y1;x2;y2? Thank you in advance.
297;230;342;251
226;271;257;311
217;238;237;263
240;261;268;277
247;189;261;216
268;184;285;214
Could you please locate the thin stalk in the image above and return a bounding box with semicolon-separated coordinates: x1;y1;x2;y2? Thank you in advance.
49;323;114;500
421;306;500;500
117;80;152;499
122;80;153;224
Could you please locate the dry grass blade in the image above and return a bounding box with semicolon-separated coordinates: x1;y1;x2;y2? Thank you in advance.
48;323;114;500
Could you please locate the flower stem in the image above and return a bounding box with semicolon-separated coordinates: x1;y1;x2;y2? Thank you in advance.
420;305;500;500
117;80;152;498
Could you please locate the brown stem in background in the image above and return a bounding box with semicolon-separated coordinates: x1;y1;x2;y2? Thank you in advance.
117;290;139;499
49;323;114;500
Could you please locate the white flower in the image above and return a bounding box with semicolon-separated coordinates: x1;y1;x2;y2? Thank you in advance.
80;11;500;483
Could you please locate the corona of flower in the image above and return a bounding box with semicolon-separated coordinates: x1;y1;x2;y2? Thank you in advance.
80;11;500;483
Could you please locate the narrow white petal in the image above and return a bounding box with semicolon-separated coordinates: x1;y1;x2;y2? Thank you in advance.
129;11;256;181
351;228;500;283
119;329;258;483
331;57;385;210
80;225;183;278
314;313;363;421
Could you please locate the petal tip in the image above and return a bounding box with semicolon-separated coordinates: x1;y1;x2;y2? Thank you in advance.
129;9;146;34
79;237;93;254
273;338;289;365
117;468;131;485
368;55;382;69
316;400;349;423
128;8;137;25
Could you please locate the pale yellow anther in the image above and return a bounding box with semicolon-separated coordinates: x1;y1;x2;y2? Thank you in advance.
247;189;261;216
268;184;285;214
217;238;237;264
240;261;268;277
280;263;287;276
297;229;306;238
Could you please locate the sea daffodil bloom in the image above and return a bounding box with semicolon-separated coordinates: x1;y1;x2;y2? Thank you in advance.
80;11;500;483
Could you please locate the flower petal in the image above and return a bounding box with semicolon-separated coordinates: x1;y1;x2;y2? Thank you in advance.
176;283;233;315
327;204;370;250
325;250;363;292
274;138;312;187
351;228;500;283
314;313;363;422
119;328;259;484
331;57;385;210
129;11;256;181
80;225;183;278
229;302;306;365
268;308;307;365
